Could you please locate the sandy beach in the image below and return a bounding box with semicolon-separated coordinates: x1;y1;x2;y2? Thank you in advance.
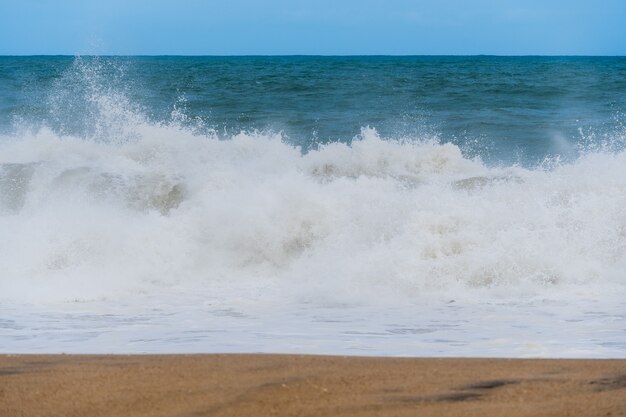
1;355;625;416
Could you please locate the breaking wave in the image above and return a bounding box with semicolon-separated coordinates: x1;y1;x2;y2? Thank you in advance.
1;58;626;304
2;120;626;303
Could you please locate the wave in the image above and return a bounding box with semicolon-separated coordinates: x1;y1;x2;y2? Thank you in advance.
2;116;626;304
1;57;625;304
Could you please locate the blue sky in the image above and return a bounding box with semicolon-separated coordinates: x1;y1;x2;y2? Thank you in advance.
1;0;624;55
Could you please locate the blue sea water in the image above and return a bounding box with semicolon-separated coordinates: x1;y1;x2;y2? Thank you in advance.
0;56;625;356
2;56;625;162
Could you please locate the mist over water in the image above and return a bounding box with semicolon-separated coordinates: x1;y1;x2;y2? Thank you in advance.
1;56;625;356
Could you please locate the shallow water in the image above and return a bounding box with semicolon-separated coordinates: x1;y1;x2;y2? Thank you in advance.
3;291;625;357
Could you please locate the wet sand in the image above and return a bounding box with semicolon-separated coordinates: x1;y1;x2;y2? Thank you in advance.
1;355;626;416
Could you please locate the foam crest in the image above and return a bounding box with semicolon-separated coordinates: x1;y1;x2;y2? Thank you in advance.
1;118;626;304
305;127;485;181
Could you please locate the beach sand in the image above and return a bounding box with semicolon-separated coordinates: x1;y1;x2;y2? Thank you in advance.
1;355;626;416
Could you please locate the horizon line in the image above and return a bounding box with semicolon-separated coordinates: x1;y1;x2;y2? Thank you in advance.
1;54;625;58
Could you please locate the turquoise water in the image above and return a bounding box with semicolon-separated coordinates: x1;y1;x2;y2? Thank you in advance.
2;56;625;163
1;56;626;356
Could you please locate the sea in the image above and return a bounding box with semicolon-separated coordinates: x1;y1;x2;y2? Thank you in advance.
1;56;625;357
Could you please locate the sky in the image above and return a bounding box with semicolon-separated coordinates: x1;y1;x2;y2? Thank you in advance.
0;0;624;55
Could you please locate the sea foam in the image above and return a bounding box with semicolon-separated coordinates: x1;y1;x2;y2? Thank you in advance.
2;117;626;305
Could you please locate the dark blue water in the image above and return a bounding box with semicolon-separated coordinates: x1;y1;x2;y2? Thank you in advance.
1;56;625;163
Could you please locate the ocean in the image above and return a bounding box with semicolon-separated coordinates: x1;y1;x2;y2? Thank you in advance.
1;56;625;357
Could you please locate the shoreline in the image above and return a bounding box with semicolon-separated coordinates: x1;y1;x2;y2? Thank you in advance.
2;354;626;416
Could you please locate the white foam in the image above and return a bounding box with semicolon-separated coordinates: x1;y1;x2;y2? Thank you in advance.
1;120;626;307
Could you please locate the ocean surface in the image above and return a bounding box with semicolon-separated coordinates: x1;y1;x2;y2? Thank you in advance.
1;56;625;357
